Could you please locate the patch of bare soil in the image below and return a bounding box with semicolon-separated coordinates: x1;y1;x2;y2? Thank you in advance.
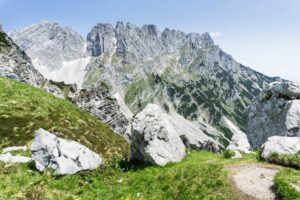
230;165;279;200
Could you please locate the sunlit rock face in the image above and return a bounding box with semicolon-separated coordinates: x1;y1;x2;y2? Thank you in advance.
9;21;85;71
248;82;300;149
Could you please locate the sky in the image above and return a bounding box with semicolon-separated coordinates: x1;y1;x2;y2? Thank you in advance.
0;0;299;83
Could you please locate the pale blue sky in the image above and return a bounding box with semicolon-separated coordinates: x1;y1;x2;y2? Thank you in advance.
1;0;299;82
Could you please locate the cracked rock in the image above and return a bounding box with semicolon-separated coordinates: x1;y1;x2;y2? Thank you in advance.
31;128;103;175
131;104;186;166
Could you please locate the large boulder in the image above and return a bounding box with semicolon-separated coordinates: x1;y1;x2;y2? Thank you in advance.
31;128;103;174
131;104;186;166
261;136;300;159
130;104;220;166
248;82;300;149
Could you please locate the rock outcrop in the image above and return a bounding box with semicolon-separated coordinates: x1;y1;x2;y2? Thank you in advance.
9;21;85;71
248;82;300;149
0;30;44;86
131;104;186;166
31;128;103;174
261;136;300;159
73;82;129;134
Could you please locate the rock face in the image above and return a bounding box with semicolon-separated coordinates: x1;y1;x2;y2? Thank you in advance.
223;117;251;153
248;82;300;149
0;29;68;99
131;104;186;166
261;136;300;159
73;82;129;134
31;128;103;174
0;30;44;86
9;21;85;71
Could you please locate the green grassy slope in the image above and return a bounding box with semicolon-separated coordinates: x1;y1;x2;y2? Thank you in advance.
0;151;259;200
0;77;130;158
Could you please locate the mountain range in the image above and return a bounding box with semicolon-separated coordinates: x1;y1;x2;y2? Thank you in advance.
7;21;282;147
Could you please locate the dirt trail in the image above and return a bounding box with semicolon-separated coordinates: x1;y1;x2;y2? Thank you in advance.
230;165;279;200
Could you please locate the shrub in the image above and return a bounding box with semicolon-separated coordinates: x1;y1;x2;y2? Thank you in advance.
223;149;235;159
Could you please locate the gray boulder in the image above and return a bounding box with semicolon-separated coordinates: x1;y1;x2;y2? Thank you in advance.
131;104;186;166
248;82;300;149
31;128;103;174
261;136;300;159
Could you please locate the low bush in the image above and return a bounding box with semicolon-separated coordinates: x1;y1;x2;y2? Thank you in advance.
223;149;235;159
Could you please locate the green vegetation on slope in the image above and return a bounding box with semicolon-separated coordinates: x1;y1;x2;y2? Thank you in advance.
0;151;262;200
0;77;130;159
263;152;300;169
275;168;300;200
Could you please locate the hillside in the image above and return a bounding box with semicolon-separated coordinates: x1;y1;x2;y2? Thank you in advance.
0;77;130;159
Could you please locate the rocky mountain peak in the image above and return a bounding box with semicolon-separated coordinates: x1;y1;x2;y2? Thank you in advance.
9;21;85;71
86;22;215;61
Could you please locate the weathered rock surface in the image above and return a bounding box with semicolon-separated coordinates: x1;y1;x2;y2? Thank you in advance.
248;82;300;149
0;30;44;86
2;146;27;153
167;111;221;152
131;104;220;165
261;136;300;159
0;153;32;163
73;82;129;134
131;104;186;166
31;128;103;174
9;21;85;71
223;117;251;153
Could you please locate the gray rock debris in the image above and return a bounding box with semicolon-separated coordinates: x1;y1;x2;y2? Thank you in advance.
248;82;300;149
31;128;103;174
